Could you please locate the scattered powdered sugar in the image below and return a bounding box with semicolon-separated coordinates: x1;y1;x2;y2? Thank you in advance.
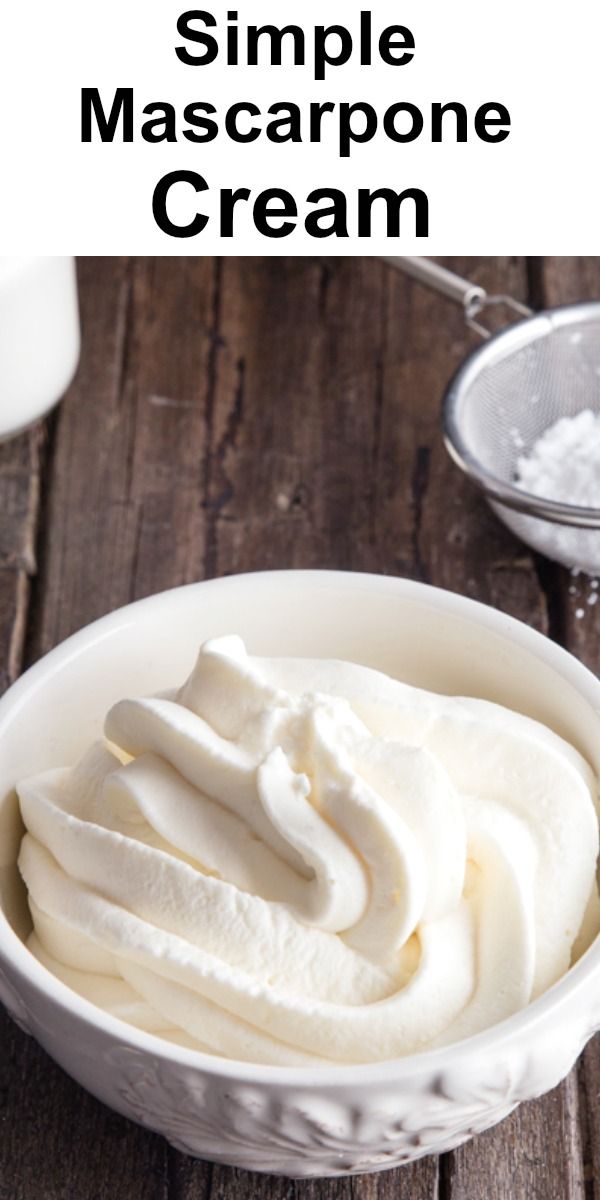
513;409;600;577
570;567;600;619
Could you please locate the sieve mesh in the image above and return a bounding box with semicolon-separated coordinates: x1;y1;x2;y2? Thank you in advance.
445;303;600;573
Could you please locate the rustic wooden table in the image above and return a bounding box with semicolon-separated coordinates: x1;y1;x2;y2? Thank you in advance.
1;256;599;1200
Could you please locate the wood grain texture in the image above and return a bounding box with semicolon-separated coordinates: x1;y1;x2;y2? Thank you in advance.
0;1027;168;1200
0;423;45;693
25;257;215;663
0;256;598;1199
535;257;600;672
0;426;44;574
539;256;600;1200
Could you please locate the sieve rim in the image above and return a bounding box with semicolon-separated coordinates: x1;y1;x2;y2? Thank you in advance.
443;301;600;529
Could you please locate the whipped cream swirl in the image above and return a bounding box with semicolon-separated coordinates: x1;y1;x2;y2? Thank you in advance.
18;636;600;1064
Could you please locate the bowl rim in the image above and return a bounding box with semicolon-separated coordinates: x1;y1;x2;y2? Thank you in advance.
2;567;600;1086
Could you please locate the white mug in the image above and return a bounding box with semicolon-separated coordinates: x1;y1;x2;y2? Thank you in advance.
0;257;80;441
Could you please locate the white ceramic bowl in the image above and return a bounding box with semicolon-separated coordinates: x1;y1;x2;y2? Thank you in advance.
1;570;600;1179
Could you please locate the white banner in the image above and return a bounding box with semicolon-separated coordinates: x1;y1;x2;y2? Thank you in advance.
0;0;598;253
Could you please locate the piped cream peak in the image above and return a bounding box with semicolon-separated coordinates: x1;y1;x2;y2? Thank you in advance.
18;636;600;1065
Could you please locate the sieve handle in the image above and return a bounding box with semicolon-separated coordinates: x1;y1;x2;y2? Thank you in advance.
381;256;486;313
381;257;532;338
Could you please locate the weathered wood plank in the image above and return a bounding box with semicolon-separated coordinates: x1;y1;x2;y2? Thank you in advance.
25;256;214;663
535;257;600;669
203;257;386;578
0;569;29;697
0;1023;169;1200
538;256;600;1200
445;1078;584;1200
299;1161;440;1200
0;421;46;694
377;257;547;619
0;425;44;574
208;1158;440;1200
538;258;600;308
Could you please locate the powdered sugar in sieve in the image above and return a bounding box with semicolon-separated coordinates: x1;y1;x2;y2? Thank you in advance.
514;410;600;575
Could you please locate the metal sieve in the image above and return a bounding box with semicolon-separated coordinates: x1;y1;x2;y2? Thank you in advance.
382;256;600;574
